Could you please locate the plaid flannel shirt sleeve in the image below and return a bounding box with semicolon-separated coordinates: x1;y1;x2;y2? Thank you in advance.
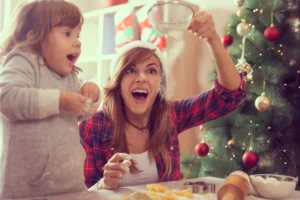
174;75;246;133
79;119;103;188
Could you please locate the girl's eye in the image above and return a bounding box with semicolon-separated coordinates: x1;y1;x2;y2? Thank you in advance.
63;32;70;37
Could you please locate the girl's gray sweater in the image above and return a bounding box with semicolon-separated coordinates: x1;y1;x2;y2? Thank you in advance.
0;49;92;199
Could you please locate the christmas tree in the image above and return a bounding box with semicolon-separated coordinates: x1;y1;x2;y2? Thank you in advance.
181;0;300;189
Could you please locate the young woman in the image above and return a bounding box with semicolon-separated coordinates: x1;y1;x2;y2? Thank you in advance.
79;11;246;190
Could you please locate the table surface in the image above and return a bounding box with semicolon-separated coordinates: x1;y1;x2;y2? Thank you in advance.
8;177;300;200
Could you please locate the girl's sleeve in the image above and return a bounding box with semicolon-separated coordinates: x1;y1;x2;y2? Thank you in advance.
0;55;60;121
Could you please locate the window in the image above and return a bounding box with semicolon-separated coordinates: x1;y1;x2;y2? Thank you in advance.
0;0;11;34
0;0;4;33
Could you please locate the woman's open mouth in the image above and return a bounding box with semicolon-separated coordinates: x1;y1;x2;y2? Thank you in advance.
132;89;148;103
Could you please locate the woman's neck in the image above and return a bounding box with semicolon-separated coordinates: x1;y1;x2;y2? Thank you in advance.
125;110;150;128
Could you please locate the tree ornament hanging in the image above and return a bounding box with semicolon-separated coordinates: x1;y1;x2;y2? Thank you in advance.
236;37;253;82
236;20;249;37
237;7;245;18
228;139;235;148
242;151;259;168
255;92;272;112
264;11;280;42
255;80;272;112
195;142;209;157
222;34;233;47
264;26;280;42
236;58;253;82
235;0;245;7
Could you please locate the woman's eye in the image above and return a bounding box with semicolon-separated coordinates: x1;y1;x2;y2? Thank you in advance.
148;68;157;74
125;68;135;74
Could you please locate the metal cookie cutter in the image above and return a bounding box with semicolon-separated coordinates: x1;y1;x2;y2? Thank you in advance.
182;181;216;194
194;181;206;194
182;181;195;193
202;182;216;194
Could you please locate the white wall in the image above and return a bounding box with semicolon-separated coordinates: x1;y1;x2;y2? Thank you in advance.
164;1;239;153
0;0;11;33
195;0;238;91
0;0;4;32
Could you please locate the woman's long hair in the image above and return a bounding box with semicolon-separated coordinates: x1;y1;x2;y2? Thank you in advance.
103;47;173;179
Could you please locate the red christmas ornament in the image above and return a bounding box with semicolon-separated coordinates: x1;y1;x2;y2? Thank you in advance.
264;26;280;42
195;143;209;157
199;124;204;132
242;151;259;168
222;34;233;47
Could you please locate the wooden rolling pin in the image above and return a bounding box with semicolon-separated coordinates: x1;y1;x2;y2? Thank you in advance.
217;171;250;200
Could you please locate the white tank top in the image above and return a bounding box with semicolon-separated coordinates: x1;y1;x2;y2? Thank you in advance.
119;151;159;187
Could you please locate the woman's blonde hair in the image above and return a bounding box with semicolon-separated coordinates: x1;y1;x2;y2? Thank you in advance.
0;0;83;71
103;47;172;179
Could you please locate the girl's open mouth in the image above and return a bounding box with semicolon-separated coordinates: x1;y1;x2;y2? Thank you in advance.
67;53;79;65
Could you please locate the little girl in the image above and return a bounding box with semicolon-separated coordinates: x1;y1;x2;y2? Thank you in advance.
0;1;100;199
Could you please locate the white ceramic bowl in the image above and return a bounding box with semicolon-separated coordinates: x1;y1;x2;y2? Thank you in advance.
250;174;298;199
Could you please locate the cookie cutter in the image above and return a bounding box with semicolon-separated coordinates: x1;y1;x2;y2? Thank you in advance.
182;181;216;194
182;181;194;192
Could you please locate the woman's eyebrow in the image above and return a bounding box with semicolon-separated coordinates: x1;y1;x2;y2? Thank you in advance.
147;63;159;67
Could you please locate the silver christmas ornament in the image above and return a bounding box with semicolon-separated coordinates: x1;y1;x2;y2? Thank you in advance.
255;92;272;112
236;58;253;82
237;21;250;37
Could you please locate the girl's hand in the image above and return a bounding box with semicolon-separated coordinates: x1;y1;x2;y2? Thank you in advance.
80;82;100;103
59;92;96;115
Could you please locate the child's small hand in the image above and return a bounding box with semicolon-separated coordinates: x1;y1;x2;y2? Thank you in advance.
59;92;97;116
80;82;100;103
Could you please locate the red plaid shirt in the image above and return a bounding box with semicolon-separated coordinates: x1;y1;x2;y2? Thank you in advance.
79;78;246;188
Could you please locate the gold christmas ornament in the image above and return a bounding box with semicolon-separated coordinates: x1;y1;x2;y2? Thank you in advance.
255;92;272;112
237;8;245;18
237;21;249;36
236;57;253;82
228;139;235;148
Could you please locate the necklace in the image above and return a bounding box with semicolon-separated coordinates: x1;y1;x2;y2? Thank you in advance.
125;118;148;133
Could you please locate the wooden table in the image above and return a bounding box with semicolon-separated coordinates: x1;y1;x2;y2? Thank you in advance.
9;177;300;200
